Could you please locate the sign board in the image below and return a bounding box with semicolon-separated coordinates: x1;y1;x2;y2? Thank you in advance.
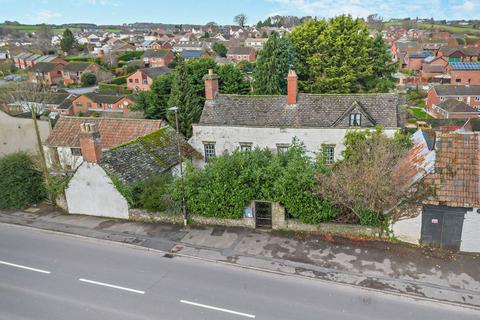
431;218;438;224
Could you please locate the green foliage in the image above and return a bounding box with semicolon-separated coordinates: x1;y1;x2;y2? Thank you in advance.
98;82;131;94
290;16;397;93
174;141;337;223
253;32;296;95
131;72;174;119
109;75;127;85
60;28;76;52
212;42;228;57
117;51;143;62
80;72;97;86
217;64;250;94
0;152;46;209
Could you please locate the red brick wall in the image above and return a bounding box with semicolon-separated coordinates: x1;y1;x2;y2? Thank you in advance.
72;95;94;114
127;71;153;91
450;70;480;85
426;87;440;109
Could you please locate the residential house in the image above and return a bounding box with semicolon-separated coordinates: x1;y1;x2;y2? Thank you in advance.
137;40;163;51
430;99;480;119
404;51;433;72
7;92;74;115
447;62;480;85
190;69;403;167
226;47;256;62
13;52;34;69
180;50;205;60
110;40;135;54
173;41;206;52
28;62;65;85
126;67;172;91
420;56;449;83
71;93;136;115
392;130;480;252
244;38;268;50
141;49;174;68
43;117;163;171
62;62;100;85
426;85;480;111
24;54;41;69
63;123;200;219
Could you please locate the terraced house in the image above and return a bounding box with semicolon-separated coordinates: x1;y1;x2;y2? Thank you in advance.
190;69;405;167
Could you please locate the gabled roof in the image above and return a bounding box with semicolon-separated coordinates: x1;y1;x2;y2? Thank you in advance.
44;117;163;148
438;45;464;56
138;66;172;79
433;85;480;96
227;47;253;55
437;99;478;113
31;62;61;73
63;62;94;72
101;127;201;184
408;51;432;59
199;93;403;129
141;49;170;58
80;92;136;104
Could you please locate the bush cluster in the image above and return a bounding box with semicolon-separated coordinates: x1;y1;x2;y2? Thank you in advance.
0;152;46;209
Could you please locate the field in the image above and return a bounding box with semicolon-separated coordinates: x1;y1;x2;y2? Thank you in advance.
0;24;120;35
384;21;480;36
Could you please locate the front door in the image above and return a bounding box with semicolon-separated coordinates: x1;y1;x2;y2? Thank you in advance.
255;201;272;229
420;205;466;250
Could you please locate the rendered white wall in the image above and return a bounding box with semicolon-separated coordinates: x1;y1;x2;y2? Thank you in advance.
391;213;422;245
460;208;480;253
65;162;129;219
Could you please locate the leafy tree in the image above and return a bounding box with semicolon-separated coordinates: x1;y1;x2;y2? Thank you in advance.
253;32;296;94
0;152;46;209
132;73;174;119
234;13;247;27
212;42;227;57
60;28;76;53
217;64;250;94
364;34;398;92
290;15;396;93
80;72;97;86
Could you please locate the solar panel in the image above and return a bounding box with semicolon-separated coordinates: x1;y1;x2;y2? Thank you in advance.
450;62;480;70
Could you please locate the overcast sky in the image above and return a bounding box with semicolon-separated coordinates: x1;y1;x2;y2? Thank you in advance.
0;0;478;25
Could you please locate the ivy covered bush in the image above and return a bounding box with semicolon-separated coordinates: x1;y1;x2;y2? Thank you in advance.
173;140;337;224
0;152;46;209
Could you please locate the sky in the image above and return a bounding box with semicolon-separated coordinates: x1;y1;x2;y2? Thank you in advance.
0;0;478;25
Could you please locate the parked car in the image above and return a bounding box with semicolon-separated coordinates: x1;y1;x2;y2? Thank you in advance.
13;75;26;82
4;74;16;81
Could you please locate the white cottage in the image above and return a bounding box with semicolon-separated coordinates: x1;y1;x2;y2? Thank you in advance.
190;70;405;167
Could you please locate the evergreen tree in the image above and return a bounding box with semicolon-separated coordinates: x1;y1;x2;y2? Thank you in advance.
253;33;296;95
212;42;227;57
365;34;398;92
60;28;76;53
217;64;250;94
132;73;174;119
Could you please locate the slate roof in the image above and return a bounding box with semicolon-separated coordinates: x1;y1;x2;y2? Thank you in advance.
434;85;480;96
82;92;132;104
437;99;478;113
141;49;170;58
425;133;480;208
199;93;403;129
63;62;94;72
227;47;253;55
31;62;58;73
44;117;163;148
100;127;201;184
408;51;432;59
140;66;172;79
181;50;203;59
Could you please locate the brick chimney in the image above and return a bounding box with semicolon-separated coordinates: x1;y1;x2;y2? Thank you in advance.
287;69;298;105
203;69;219;100
79;123;102;163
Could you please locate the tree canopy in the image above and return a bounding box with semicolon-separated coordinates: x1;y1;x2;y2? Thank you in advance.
60;28;76;53
290;15;397;93
212;42;227;57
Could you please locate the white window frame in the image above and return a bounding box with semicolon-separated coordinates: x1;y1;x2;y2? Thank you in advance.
276;144;289;153
349;113;362;127
239;143;252;152
203;142;216;162
323;145;335;164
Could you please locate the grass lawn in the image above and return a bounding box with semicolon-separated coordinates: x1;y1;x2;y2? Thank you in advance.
384;21;480;36
408;107;432;119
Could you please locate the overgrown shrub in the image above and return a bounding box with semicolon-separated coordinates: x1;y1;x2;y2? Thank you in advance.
81;72;97;86
0;152;46;209
109;75;127;85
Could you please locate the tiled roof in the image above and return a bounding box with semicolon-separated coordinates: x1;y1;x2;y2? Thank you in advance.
437;99;478;113
101;127;201;184
63;62;93;72
227;47;253;55
434;85;480;96
31;62;60;73
438;46;463;56
199;93;403;129
44;117;163;148
140;66;172;79
426;133;480;208
141;49;170;58
82;92;129;104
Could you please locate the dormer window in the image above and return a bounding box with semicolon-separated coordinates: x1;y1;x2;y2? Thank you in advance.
349;113;362;127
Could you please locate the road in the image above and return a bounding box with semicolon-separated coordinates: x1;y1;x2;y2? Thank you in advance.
0;223;478;320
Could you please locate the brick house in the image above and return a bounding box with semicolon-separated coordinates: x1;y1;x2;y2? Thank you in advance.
404;51;433;72
137;40;163;51
437;46;466;62
430;99;480;119
420;56;449;83
447;62;480;85
126;67;172;92
28;62;65;85
71;93;136;115
226;47;256;62
141;49;174;67
13;52;34;69
62;62;100;85
426;85;480;110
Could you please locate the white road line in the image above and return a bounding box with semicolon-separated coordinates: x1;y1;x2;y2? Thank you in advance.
78;278;145;294
0;260;51;274
180;300;256;318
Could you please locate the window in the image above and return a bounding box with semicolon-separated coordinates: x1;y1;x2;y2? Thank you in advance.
349;113;362;127
239;143;252;152
323;145;335;164
70;147;81;156
135;79;139;83
440;97;445;101
129;79;133;83
142;79;148;85
276;144;289;153
475;96;480;101
87;102;92;108
76;102;82;107
456;78;461;83
203;143;216;161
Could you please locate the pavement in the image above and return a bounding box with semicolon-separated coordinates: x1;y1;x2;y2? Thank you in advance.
1;223;479;320
1;205;479;310
63;86;98;95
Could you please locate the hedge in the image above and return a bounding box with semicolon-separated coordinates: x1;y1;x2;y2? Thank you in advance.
109;75;128;85
98;82;132;94
0;152;46;209
117;51;143;62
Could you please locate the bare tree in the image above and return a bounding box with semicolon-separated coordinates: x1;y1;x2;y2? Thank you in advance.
36;24;53;53
234;13;247;27
1;82;53;202
366;14;384;32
